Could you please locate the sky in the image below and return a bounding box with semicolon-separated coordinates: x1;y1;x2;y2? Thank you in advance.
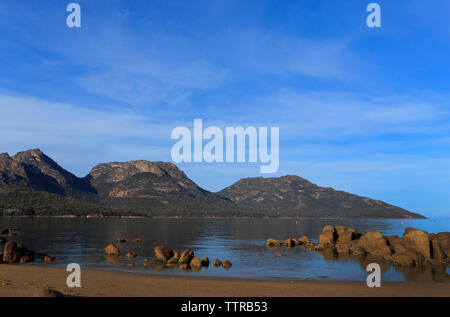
0;0;450;217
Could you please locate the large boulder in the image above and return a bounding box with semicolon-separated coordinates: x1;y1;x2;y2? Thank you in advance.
403;228;431;260
178;249;195;264
3;241;27;263
335;226;358;242
104;243;120;256
319;226;337;247
392;250;424;266
357;231;392;257
428;234;446;263
435;232;450;258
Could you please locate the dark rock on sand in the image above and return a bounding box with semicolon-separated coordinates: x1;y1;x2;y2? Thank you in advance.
44;255;55;262
19;255;34;264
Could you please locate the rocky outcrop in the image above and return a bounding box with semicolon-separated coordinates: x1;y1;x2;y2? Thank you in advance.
357;231;392;258
0;239;51;265
265;226;449;267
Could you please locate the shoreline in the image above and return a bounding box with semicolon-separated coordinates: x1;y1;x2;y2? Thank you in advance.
0;215;429;220
0;265;448;297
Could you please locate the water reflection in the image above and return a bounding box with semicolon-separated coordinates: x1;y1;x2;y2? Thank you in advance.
0;217;448;282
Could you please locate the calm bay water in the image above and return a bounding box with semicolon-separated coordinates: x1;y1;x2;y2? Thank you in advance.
0;217;449;282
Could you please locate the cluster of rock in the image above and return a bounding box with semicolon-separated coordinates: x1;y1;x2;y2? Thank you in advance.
104;243;232;270
266;226;449;267
0;227;55;264
153;245;232;270
0;241;55;265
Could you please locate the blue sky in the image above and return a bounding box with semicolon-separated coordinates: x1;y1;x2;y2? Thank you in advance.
0;0;450;217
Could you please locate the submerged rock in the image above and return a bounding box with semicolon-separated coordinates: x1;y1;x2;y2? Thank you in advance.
126;251;137;258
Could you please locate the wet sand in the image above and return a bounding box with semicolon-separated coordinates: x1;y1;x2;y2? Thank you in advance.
0;265;448;297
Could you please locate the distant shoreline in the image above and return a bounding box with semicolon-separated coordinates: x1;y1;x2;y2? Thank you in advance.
0;215;428;220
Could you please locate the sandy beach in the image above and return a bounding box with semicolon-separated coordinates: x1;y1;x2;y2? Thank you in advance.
0;265;448;297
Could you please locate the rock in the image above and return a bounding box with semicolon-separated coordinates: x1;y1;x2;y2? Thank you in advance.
167;250;180;264
357;231;392;257
429;234;446;263
222;260;232;269
154;245;171;262
274;253;283;257
2;241;16;263
349;241;366;256
283;238;297;248
104;243;120;256
44;255;55;262
126;251;137;258
319;226;337;247
178;249;194;264
403;228;431;260
265;238;281;248
20;255;34;264
37;288;65;297
392;250;424;266
335;226;358;242
335;242;351;255
435;232;450;258
297;236;310;245
2;241;26;263
201;257;209;267
190;257;202;268
212;259;222;267
132;239;142;243
256;253;264;256
116;238;126;243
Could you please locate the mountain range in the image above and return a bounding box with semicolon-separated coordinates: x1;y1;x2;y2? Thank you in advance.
0;149;425;218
